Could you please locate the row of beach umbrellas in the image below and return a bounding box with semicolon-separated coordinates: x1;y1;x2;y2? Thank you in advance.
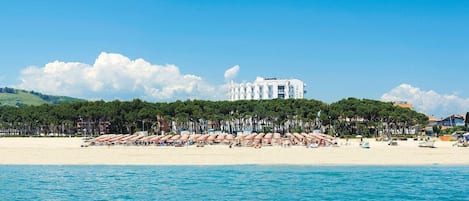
88;132;337;146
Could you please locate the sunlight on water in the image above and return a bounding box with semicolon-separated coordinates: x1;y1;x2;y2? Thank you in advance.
0;165;468;201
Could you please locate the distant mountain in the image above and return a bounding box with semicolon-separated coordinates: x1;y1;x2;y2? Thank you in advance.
0;87;86;107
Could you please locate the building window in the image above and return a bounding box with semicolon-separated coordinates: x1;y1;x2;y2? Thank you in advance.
278;85;285;94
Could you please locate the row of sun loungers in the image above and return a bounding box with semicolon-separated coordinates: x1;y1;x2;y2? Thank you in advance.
86;132;339;147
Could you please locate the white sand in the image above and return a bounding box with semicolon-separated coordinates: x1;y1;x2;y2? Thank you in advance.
0;137;468;165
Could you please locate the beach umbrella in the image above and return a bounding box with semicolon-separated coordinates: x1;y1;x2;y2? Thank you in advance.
189;134;202;141
216;134;226;142
150;135;163;143
92;134;110;141
98;135;111;143
262;133;273;145
254;133;265;140
129;135;144;143
273;133;281;139
217;134;226;139
113;134;130;144
92;134;110;143
226;134;234;140
125;135;139;144
222;134;234;144
119;134;134;142
236;133;248;139
175;134;189;143
244;134;256;140
111;134;125;140
207;134;218;142
272;133;282;144
139;136;153;144
139;136;151;142
170;135;181;140
159;135;172;143
197;134;209;142
166;135;181;143
294;133;304;139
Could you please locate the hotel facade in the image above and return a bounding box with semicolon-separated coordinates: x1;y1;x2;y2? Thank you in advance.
229;77;306;101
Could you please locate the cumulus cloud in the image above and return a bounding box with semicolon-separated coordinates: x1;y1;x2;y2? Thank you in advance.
224;65;240;81
381;83;469;117
17;52;223;101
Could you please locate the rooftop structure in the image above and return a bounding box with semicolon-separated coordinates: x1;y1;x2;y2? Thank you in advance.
394;101;413;109
229;77;306;101
438;114;465;127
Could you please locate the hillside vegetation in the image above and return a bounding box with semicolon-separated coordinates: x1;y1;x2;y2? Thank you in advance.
0;87;85;107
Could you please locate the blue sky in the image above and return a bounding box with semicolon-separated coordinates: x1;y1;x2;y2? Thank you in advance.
0;0;469;117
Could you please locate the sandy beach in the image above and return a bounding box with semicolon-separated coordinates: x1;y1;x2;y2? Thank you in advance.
0;137;468;165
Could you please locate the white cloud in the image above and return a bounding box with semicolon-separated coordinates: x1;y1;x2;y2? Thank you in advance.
224;65;240;81
381;83;469;117
17;52;224;101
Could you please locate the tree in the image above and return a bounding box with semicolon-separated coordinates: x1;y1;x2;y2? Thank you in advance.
432;125;441;136
0;97;429;137
464;112;469;131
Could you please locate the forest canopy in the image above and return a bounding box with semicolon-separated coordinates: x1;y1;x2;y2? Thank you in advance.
0;98;428;137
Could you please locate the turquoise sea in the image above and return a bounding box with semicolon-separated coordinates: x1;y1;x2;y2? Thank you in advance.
0;165;468;201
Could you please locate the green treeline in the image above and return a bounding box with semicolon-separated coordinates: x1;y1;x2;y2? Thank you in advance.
0;98;428;137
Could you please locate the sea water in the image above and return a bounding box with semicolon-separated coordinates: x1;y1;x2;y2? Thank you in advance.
0;165;468;201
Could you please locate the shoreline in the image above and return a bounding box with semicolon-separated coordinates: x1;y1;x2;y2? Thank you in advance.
1;137;468;166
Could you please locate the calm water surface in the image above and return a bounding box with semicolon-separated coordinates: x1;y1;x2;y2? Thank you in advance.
0;165;468;200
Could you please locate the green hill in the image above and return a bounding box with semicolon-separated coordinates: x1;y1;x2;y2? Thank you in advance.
0;87;86;107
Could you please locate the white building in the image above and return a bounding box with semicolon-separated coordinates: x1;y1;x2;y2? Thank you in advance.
229;77;306;101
